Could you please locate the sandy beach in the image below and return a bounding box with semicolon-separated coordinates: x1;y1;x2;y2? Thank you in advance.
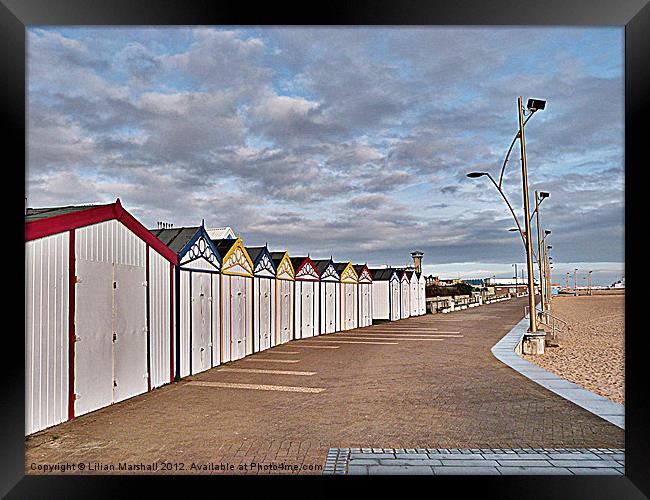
522;293;624;405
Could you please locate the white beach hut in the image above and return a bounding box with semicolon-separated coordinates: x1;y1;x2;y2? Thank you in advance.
270;251;295;345
354;264;373;328
335;262;359;331
25;200;176;435
313;259;341;335
291;256;321;339
418;272;427;315
400;270;411;319
410;269;420;316
213;237;254;362
246;245;277;353
369;268;401;322
151;224;221;378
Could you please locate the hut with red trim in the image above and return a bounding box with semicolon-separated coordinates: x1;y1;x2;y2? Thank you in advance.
353;264;373;328
291;256;321;339
25;199;177;435
400;270;412;319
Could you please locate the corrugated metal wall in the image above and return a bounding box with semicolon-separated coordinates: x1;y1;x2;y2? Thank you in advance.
179;270;191;377
149;247;172;388
340;283;358;331
276;279;294;344
320;281;339;334
391;279;401;321
372;281;389;320
410;279;419;316
25;232;69;436
76;219;146;267
253;276;276;352
401;280;410;319
295;281;318;339
359;283;373;326
212;274;221;366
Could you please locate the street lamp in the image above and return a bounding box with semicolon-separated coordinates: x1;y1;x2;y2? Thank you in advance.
467;96;546;333
468;172;527;248
534;191;550;312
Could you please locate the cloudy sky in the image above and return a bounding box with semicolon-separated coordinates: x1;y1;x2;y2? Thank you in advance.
27;27;624;285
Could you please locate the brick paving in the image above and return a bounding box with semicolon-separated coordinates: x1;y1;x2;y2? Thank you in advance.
25;296;623;475
325;448;624;475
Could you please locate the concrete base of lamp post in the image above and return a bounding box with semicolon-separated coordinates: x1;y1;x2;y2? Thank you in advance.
521;330;546;355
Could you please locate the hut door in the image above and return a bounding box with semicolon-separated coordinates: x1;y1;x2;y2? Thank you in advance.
420;283;426;314
231;277;247;360
391;281;400;320
302;283;314;338
191;273;212;373
259;279;272;351
326;283;336;333
362;285;370;326
411;282;418;316
112;263;148;404
345;285;354;330
74;260;114;417
281;281;291;343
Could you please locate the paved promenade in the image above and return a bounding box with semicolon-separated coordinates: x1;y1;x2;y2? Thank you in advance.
26;296;623;474
325;447;624;475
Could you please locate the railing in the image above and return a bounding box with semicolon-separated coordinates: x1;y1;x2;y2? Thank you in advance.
538;310;568;343
524;306;568;343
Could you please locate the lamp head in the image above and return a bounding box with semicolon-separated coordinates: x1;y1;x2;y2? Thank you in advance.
540;191;550;199
527;98;546;111
467;172;488;178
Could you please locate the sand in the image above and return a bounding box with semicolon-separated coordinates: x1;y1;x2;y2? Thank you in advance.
522;293;624;405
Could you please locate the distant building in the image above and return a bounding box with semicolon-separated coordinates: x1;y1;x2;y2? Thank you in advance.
207;226;236;240
462;278;485;287
611;277;625;289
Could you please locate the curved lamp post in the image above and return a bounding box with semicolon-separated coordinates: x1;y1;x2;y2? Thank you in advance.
467;96;546;332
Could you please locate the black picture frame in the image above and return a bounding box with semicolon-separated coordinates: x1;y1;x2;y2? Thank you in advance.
2;0;646;497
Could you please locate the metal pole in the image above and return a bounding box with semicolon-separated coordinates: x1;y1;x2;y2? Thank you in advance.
535;192;546;312
544;241;553;311
566;272;569;291
574;268;578;296
518;96;537;332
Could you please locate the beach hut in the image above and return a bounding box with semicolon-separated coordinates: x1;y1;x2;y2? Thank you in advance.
418;272;427;315
313;259;341;334
369;268;401;322
410;270;420;316
291;256;321;339
270;251;295;345
335;262;359;330
400;270;412;319
246;245;277;352
151;224;221;378
25;200;177;435
354;264;373;327
213;236;254;362
206;226;236;240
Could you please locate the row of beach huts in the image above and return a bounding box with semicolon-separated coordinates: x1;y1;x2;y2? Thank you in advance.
25;199;427;435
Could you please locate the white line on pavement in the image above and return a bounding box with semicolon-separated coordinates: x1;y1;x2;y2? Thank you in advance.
217;367;316;376
293;345;341;349
310;340;398;345
245;359;301;363
329;336;443;341
187;381;324;393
